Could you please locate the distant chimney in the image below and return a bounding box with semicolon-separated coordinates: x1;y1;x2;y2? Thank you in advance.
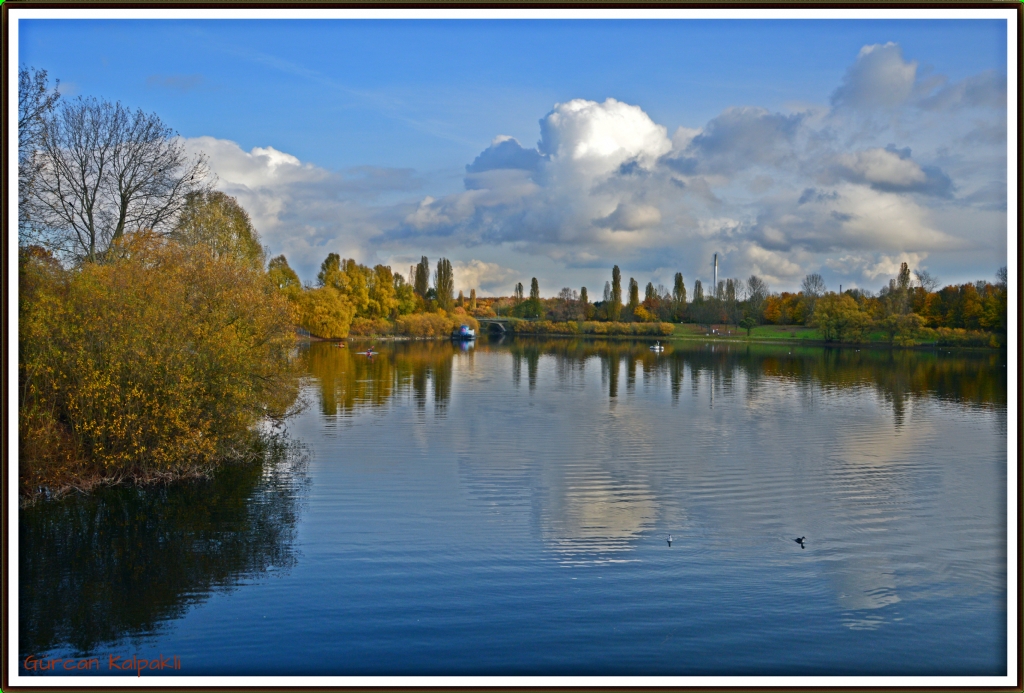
713;253;718;292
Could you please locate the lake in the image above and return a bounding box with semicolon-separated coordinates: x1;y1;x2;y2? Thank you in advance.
18;338;1009;679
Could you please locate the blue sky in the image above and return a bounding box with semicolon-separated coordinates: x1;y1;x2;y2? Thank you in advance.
18;16;1011;295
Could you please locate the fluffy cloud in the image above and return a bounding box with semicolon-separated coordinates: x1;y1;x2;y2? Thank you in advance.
186;41;1006;293
825;252;929;283
451;259;519;293
466;136;544;174
594;203;662;231
829;147;953;196
831;42;917;110
667;107;803;176
538;98;671;178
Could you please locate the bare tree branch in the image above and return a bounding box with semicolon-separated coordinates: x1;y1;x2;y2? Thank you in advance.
31;96;210;263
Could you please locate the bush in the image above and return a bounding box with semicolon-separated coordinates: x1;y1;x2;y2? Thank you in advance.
926;327;999;348
395;312;479;338
19;235;297;497
348;317;393;337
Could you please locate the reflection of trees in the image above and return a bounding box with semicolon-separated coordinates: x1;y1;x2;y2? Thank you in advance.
302;337;1003;424
299;342;459;416
19;445;307;657
503;339;1006;418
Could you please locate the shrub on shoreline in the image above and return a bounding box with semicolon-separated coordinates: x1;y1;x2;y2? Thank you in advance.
19;235;297;499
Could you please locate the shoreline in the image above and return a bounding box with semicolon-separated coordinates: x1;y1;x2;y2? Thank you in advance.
307;331;1004;352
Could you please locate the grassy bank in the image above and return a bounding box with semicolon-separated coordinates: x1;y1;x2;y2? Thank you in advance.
670;323;1004;349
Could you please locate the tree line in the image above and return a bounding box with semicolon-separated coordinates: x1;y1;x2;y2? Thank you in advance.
468;261;1006;347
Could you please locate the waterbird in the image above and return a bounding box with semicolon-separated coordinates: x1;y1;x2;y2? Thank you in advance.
795;536;806;548
667;535;673;547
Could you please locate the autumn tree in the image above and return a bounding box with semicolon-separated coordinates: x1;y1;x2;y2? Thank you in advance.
267;255;301;300
530;277;540;301
878;262;923;344
366;264;398;319
172;191;265;268
434;257;455;311
812;294;871;343
414;256;430;297
19;232;296;494
298;286;356;339
469;288;477;311
627;277;640;315
393;273;418;316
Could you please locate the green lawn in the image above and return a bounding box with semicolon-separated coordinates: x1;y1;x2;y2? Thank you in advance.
671;323;821;342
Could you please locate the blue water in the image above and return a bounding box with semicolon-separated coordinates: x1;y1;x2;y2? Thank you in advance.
19;339;1008;677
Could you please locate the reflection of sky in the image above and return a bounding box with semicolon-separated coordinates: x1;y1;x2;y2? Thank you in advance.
442;342;1005;624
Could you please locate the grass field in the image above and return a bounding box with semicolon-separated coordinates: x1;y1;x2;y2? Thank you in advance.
671;323;821;342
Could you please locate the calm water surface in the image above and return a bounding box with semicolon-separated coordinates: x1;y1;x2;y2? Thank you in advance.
20;339;1008;676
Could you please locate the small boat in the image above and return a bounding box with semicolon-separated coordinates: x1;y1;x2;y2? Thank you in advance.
650;341;664;352
360;346;378;357
336;342;347;348
452;324;476;341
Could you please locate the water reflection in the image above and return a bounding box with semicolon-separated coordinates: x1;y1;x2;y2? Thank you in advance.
19;444;307;659
506;338;1006;421
299;341;463;417
539;470;659;564
299;339;1005;424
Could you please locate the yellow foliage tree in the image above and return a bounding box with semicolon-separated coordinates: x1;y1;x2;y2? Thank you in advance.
297;286;355;339
19;233;296;496
812;294;872;343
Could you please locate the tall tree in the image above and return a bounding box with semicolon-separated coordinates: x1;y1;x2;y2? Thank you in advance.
469;288;477;311
530;277;540;301
318;253;342;288
18;67;61;240
579;286;588;306
367;264;398;319
267;255;301;300
414;256;430;297
645;282;656;302
746;275;769;322
609;266;623;320
673;272;687;305
627;278;640;317
172;191;264;268
514;282;524;303
434;257;454;311
693;279;704;303
32;96;209;262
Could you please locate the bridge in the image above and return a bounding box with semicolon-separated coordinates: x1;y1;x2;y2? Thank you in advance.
475;317;517;334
